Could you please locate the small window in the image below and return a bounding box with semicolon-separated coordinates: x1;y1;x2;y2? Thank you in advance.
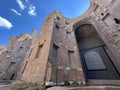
10;73;15;80
47;17;51;22
101;13;104;16
56;16;60;20
55;24;59;29
7;62;16;72
28;49;33;58
114;18;120;24
66;30;71;34
101;13;110;20
65;21;69;25
25;38;28;41
52;44;59;58
93;3;99;11
22;61;28;74
17;46;23;53
66;30;71;38
35;44;43;58
51;44;59;65
5;50;9;53
68;50;76;69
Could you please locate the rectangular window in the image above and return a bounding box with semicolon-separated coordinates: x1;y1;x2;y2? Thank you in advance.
17;46;23;53
28;49;33;58
52;44;59;57
103;14;115;27
55;24;59;30
68;51;76;69
22;61;28;74
35;44;43;58
52;44;59;65
7;62;16;72
66;30;71;38
101;13;110;20
93;3;99;11
0;51;8;63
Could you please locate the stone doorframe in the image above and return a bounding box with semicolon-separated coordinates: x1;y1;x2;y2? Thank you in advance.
72;17;120;85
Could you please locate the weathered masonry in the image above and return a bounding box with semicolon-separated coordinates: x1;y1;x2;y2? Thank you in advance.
22;0;120;86
1;0;120;87
0;30;36;80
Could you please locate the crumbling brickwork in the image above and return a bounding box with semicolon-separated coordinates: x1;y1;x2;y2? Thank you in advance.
22;0;120;86
0;30;36;80
1;0;120;87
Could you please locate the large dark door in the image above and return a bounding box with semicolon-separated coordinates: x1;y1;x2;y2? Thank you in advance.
80;46;120;79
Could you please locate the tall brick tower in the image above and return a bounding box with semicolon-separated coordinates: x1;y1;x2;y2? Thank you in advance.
22;11;85;85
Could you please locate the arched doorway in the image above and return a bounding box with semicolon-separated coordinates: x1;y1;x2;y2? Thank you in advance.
75;24;120;80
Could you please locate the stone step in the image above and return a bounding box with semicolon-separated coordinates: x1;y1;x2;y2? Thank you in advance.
69;86;120;90
47;86;120;90
0;80;11;85
0;86;12;90
87;80;120;86
0;80;12;90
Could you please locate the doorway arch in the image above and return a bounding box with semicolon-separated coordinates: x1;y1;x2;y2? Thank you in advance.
75;24;120;80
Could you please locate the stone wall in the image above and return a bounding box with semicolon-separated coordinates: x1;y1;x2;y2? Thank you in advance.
22;12;57;83
21;11;85;85
0;0;119;86
70;0;120;83
45;14;85;85
0;31;35;80
0;45;6;55
0;45;7;68
21;0;120;85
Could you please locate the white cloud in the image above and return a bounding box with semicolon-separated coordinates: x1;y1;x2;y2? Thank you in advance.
16;0;25;10
11;9;21;16
15;0;37;17
26;0;28;2
28;5;37;16
0;16;13;29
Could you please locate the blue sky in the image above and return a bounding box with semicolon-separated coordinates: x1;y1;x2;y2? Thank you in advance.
0;0;90;45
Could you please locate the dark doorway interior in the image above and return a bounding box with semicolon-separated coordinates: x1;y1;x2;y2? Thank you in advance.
75;24;120;80
10;73;15;80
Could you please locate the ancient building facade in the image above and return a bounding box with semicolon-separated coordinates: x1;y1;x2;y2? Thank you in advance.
0;30;36;80
22;0;120;86
1;0;120;87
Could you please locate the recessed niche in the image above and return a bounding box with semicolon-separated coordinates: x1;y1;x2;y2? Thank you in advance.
55;24;59;29
93;3;99;11
114;18;120;24
101;13;104;16
56;16;60;20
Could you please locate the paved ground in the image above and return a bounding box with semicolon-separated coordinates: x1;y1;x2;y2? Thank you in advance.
47;86;120;90
0;85;12;90
47;86;69;90
1;85;120;90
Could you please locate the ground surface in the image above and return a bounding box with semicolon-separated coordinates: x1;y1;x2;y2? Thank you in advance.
1;85;120;90
47;86;69;90
0;85;12;90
